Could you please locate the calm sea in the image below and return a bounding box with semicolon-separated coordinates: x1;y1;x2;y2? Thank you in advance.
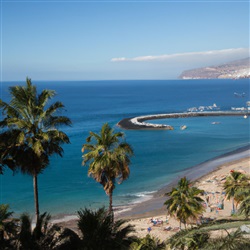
0;79;249;215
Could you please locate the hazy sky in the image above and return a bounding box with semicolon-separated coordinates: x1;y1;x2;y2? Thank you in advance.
1;0;249;81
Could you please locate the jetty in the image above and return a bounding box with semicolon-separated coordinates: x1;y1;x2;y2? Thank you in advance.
117;111;250;130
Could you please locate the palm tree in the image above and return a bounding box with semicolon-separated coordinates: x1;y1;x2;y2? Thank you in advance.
223;171;246;214
0;78;71;225
130;234;166;250
238;195;250;219
205;229;249;250
16;212;80;250
21;212;51;249
0;204;18;248
237;178;250;219
77;207;136;249
167;229;209;250
164;177;204;229
82;123;133;214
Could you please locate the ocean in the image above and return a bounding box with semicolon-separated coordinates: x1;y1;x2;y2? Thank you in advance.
0;79;249;216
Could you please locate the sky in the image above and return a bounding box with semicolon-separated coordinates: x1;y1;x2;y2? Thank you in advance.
1;0;249;81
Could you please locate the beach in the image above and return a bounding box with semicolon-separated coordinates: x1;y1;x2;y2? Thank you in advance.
118;155;249;241
115;145;250;218
54;146;250;241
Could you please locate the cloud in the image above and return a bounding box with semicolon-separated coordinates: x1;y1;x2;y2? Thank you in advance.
111;48;249;62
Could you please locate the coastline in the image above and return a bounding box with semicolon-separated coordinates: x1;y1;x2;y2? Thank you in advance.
115;144;250;219
52;145;250;230
121;155;250;241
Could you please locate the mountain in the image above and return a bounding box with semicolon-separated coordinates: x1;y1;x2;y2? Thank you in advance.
179;57;250;79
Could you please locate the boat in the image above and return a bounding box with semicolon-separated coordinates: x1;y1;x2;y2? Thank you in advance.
234;92;246;97
180;125;187;130
187;103;220;112
211;122;221;125
243;115;248;119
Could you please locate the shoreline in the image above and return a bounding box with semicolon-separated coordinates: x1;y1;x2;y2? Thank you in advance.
115;144;250;219
52;145;250;228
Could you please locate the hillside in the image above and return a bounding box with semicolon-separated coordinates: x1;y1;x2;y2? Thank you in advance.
179;57;250;79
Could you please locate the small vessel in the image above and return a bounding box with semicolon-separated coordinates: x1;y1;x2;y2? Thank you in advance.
211;122;221;125
234;92;246;97
244;115;248;119
180;125;187;130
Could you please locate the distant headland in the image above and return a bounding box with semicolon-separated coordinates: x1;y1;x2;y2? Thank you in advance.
179;57;250;79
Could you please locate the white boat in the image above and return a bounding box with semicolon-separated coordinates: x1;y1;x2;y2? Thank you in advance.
244;115;248;119
234;92;246;97
180;125;187;130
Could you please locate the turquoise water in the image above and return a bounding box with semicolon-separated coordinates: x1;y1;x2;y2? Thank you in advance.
0;79;249;215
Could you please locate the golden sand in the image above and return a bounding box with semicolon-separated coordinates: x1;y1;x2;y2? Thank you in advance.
124;157;250;241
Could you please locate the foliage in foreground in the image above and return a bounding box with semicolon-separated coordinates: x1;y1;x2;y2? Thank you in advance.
2;204;250;250
77;207;136;250
238;195;250;219
166;221;250;250
0;206;80;250
130;234;166;250
0;204;18;250
167;228;209;250
204;229;250;250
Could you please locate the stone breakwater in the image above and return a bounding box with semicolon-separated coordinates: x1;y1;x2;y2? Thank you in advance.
117;111;250;130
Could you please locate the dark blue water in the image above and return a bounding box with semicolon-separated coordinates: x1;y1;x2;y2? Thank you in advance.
0;79;249;215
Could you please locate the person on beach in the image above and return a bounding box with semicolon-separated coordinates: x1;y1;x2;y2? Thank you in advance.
147;227;152;233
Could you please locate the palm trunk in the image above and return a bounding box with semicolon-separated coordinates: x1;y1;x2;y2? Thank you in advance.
0;231;4;242
109;192;113;216
232;197;235;214
33;174;39;225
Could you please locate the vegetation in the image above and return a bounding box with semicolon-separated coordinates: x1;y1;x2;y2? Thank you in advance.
195;218;250;231
167;228;210;250
77;207;136;249
0;204;18;249
17;212;51;249
166;218;250;250
0;200;250;249
14;211;81;250
130;234;166;250
0;78;71;225
238;195;250;219
164;177;204;229
0;206;81;250
223;171;245;214
223;171;250;216
82;123;133;214
204;229;250;250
